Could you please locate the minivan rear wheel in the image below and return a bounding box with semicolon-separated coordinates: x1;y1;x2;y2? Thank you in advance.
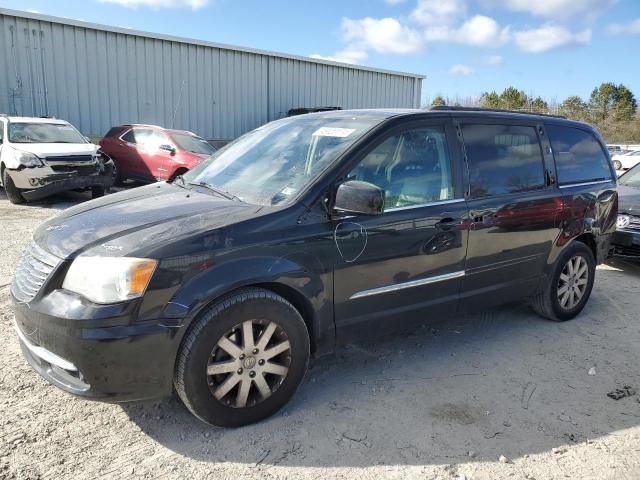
174;288;310;427
529;241;596;321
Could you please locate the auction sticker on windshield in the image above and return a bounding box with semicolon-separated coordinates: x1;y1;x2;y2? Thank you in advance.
312;127;355;138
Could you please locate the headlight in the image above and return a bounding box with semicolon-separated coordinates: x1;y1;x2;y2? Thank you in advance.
617;215;631;229
62;257;157;304
14;151;43;167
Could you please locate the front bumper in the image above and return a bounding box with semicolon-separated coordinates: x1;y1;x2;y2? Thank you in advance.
12;290;183;402
612;229;640;257
7;162;114;201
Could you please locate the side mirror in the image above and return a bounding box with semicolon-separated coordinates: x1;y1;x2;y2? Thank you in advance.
159;144;176;155
334;180;385;216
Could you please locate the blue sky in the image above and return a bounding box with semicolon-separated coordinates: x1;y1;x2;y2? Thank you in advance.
4;0;640;105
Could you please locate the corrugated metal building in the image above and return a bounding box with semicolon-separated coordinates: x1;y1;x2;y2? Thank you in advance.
0;8;424;141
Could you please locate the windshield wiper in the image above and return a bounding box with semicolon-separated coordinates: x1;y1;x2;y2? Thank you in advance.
188;181;242;202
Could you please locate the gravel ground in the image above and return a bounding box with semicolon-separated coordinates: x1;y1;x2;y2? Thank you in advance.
1;187;640;480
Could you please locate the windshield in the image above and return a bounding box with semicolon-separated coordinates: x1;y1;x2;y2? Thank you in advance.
8;122;87;144
173;133;216;155
183;115;381;206
620;163;640;187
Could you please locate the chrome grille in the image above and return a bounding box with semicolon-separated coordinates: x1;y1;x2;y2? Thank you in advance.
627;215;640;232
46;155;93;163
11;241;61;303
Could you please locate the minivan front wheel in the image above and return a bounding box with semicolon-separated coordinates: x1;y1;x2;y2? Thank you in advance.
530;241;596;321
174;288;310;427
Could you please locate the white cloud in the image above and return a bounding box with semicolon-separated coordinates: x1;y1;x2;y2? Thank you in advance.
608;18;640;35
485;54;503;65
411;0;466;25
98;0;208;9
482;0;615;20
384;0;406;5
449;64;475;76
342;17;423;54
514;25;591;53
310;49;368;65
310;16;422;66
425;15;510;48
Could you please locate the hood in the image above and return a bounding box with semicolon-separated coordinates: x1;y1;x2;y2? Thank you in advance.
617;184;640;215
14;143;98;158
35;183;264;259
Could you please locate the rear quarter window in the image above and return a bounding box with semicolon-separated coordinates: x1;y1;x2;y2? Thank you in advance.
547;125;612;185
104;127;124;138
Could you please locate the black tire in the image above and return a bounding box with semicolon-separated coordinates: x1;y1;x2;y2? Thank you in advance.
174;288;310;427
91;186;105;199
529;241;596;321
2;168;25;204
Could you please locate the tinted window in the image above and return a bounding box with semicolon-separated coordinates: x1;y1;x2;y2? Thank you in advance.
122;128;154;145
462;124;545;198
105;127;124;138
121;129;136;143
172;133;216;155
547;125;612;185
347;126;454;210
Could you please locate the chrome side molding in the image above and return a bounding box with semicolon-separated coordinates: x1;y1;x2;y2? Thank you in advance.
349;270;465;300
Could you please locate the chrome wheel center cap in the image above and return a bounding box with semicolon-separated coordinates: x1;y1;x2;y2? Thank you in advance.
243;356;257;369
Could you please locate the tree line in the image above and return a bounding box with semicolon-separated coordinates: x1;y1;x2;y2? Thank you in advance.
428;82;639;143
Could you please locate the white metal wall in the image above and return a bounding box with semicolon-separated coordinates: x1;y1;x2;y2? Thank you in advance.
0;10;423;139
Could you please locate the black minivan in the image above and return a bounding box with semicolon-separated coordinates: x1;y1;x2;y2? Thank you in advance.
11;108;618;427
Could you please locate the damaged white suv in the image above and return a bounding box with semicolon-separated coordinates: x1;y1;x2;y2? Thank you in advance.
0;115;114;204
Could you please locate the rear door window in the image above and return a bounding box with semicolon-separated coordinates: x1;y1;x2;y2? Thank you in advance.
546;125;613;185
461;124;546;199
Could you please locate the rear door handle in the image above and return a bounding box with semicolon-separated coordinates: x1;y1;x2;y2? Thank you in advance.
435;217;457;229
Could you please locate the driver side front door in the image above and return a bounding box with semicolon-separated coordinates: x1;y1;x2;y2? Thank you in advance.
332;120;469;336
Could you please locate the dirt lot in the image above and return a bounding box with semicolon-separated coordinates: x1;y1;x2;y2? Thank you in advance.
1;188;639;480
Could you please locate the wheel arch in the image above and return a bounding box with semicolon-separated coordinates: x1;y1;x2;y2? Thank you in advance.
161;256;333;357
169;167;189;181
252;282;317;354
574;232;597;261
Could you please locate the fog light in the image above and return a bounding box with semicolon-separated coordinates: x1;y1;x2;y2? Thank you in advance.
29;178;39;186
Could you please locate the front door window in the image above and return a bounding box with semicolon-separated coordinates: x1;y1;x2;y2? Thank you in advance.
346;126;454;210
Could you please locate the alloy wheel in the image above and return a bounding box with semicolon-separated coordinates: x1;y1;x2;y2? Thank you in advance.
557;255;589;310
206;319;291;408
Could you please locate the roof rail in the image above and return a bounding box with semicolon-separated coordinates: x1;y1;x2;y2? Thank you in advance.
429;105;566;119
122;123;164;128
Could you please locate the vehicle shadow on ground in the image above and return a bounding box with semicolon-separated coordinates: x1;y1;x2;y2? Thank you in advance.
123;263;640;468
